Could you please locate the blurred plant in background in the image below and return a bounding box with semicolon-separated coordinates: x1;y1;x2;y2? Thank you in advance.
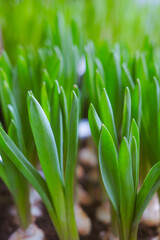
0;0;160;61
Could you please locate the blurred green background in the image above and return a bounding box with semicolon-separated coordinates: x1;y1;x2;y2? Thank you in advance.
0;0;160;61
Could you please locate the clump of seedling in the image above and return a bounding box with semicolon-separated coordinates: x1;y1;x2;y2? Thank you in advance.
88;87;160;239
0;50;35;237
0;81;80;240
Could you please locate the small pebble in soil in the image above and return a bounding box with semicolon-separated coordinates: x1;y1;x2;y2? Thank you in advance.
74;204;92;236
76;165;85;179
77;184;93;206
79;148;97;167
95;201;111;225
8;223;45;240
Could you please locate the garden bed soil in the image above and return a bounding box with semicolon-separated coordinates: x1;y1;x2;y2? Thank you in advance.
0;179;159;240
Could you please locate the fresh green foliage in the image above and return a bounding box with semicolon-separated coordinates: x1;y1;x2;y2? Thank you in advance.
85;42;142;134
0;53;33;229
88;82;141;149
0;48;39;162
89;104;160;240
0;121;31;230
1;0;160;59
0;49;40;230
0;84;79;240
0;19;81;235
134;51;160;181
1;1;160;239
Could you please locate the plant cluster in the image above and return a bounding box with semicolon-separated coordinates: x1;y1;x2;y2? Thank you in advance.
0;1;160;240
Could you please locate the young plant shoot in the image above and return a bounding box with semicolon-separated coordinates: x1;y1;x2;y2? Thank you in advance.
0;62;31;233
89;96;160;240
88;80;141;234
0;82;80;240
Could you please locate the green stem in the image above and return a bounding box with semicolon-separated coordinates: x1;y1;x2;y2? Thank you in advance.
117;218;125;240
49;210;65;240
129;226;138;240
65;198;79;240
117;217;138;240
111;205;118;237
15;179;31;230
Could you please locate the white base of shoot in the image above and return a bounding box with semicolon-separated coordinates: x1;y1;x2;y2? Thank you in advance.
8;223;45;240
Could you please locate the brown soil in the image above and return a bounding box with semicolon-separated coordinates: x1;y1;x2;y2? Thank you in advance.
0;179;159;240
0;180;18;240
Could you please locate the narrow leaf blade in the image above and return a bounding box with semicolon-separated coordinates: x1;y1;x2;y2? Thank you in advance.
100;89;118;147
98;125;120;212
121;87;131;140
88;104;102;147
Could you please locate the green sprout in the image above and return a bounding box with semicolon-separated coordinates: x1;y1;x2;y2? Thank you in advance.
84;41;142;129
0;83;79;240
133;50;160;182
85;42;142;233
89;103;160;240
0;28;81;235
0;50;32;231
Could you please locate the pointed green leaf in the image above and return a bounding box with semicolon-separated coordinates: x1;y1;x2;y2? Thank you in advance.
60;86;68;166
100;88;118;147
135;54;149;81
73;85;80;99
106;49;122;131
0;127;62;234
73;85;81;117
95;58;105;81
42;69;52;94
41;81;50;121
96;69;105;109
50;81;63;174
131;79;142;128
60;86;69;139
88;104;102;147
129;119;140;155
121;87;131;140
122;63;134;90
65;91;79;240
98;125;120;212
0;50;12;86
131;136;139;193
17;55;29;88
118;138;135;237
8;105;26;155
27;91;67;235
85;42;95;102
0;69;13;127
